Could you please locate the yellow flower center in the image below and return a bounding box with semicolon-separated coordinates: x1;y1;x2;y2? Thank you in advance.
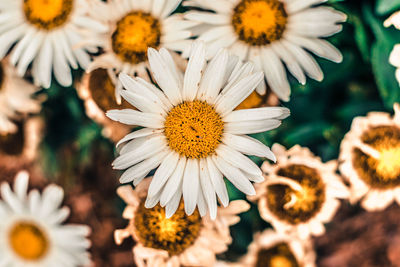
23;0;73;30
164;100;224;159
88;68;132;111
112;11;161;64
0;121;24;155
9;221;49;261
353;126;400;189
255;243;299;267
266;164;325;224
134;201;202;255
236;91;265;110
232;0;287;46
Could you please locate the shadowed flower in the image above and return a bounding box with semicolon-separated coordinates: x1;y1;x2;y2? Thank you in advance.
107;41;290;218
250;144;348;239
339;104;400;211
385;11;400;85
238;229;316;267
0;171;91;266
182;0;346;101
0;0;107;88
86;0;193;104
114;179;250;267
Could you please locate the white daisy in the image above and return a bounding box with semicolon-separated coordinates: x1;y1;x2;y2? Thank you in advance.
182;0;346;101
238;229;316;267
339;104;400;211
106;41;290;219
0;58;42;135
86;0;194;103
250;144;349;239
384;11;400;85
0;171;91;267
0;0;107;88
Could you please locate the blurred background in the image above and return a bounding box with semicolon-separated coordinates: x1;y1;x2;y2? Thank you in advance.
2;0;400;266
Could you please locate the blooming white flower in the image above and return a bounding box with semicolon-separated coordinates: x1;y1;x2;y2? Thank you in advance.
385;11;400;85
86;0;194;103
182;0;346;101
238;229;316;267
250;144;349;239
0;59;41;135
107;41;290;218
115;178;250;267
0;171;91;267
0;0;107;88
339;104;400;211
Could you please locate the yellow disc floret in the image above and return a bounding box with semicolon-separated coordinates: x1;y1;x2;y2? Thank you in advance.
134;201;202;255
353;126;400;188
255;243;299;267
164;100;224;159
112;11;161;64
232;0;287;46
266;164;325;224
23;0;73;30
9;221;49;261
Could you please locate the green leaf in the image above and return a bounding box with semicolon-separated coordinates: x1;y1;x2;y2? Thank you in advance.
376;0;400;16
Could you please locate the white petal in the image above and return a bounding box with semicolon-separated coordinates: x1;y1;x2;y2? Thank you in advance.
224;107;290;122
182;158;200;215
225;119;281;135
120;90;166;116
160;157;186;206
165;187;182;218
36;37;53;88
148;152;180;197
184;11;230;25
285;0;327;14
14;171;29;201
206;157;229;207
183;41;206;101
197;188;207;217
106;109;164;128
199;159;217;219
212;155;255;195
216;144;262;176
116;128;163;148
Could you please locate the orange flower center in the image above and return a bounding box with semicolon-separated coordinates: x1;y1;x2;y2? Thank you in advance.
255;243;299;267
23;0;73;30
164;100;224;159
112;11;161;64
232;0;287;46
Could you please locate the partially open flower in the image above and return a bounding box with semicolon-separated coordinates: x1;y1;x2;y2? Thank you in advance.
0;171;91;266
384;11;400;85
251;144;349;239
239;229;316;267
86;0;193;104
76;68;132;142
339;104;400;211
114;178;250;267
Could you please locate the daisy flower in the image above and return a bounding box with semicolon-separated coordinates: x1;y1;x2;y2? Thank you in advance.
250;144;349;239
0;171;91;266
86;0;194;103
182;0;346;101
0;59;42;135
0;0;107;88
114;178;250;267
384;11;400;85
107;41;290;218
239;229;316;267
76;68;132;143
339;104;400;211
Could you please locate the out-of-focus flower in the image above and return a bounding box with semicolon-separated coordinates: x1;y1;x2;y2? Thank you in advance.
86;0;193;104
182;0;346;101
0;171;91;267
107;42;290;218
251;144;348;239
339;104;400;211
384;12;400;85
238;229;316;267
0;0;107;88
114;179;250;267
0;59;42;135
76;68;132;142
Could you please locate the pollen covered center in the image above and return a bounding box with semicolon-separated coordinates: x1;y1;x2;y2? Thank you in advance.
232;0;287;46
112;11;161;64
23;0;73;30
164;100;224;159
88;68;132;111
266;164;325;224
353;126;400;189
255;243;299;267
134;201;202;255
9;221;49;261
